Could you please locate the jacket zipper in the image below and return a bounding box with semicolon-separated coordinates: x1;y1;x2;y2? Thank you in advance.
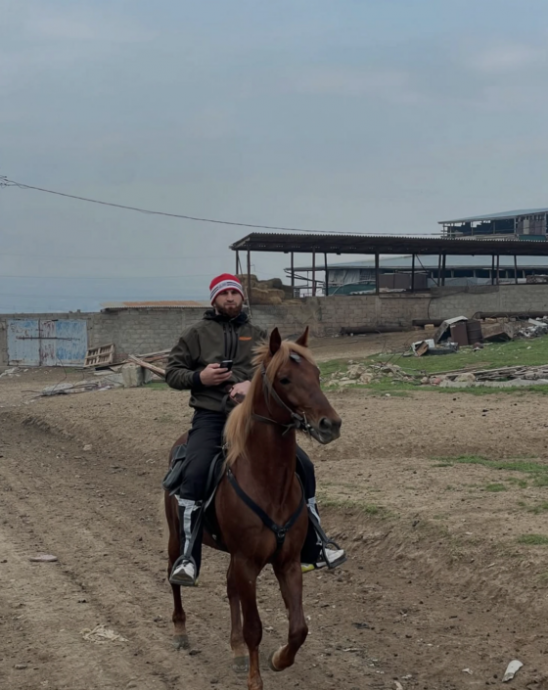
223;324;229;359
229;322;236;359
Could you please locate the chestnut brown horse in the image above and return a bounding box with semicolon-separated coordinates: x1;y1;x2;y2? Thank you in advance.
164;326;341;690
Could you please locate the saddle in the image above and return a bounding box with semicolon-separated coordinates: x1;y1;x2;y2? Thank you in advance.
163;443;227;548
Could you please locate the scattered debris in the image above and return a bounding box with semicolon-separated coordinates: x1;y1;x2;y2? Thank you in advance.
121;363;154;388
29;554;58;563
128;355;166;378
502;659;523;682
412;339;458;356
83;444;92;451
81;624;128;644
0;367;20;378
434;316;468;344
40;379;122;396
84;344;115;368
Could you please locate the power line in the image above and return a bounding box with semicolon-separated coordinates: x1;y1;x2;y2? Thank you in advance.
0;293;206;300
1;251;234;261
0;273;215;280
0;175;366;235
1;175;441;237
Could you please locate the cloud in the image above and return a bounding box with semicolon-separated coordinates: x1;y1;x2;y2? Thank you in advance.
2;2;155;44
287;67;422;104
469;43;548;74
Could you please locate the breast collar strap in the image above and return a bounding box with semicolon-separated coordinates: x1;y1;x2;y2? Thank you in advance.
251;364;313;436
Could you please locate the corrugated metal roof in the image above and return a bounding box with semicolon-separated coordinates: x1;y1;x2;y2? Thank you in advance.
101;300;209;311
231;232;548;256
439;208;548;224
292;255;548;272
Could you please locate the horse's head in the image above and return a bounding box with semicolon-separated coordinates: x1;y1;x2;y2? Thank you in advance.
264;327;342;444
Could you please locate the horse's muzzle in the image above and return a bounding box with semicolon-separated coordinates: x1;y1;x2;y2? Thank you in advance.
311;416;342;444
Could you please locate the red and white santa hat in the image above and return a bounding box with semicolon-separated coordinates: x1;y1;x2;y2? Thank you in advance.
209;273;245;304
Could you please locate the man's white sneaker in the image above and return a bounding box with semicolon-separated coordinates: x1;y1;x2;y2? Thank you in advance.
301;547;347;573
169;560;197;586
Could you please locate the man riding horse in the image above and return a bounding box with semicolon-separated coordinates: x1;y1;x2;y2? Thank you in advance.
165;273;346;586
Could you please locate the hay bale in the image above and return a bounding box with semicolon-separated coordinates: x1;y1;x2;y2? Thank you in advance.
249;287;284;305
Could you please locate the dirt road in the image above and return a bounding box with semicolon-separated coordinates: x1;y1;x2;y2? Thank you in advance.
1;367;548;689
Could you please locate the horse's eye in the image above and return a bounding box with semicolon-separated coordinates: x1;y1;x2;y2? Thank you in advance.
279;377;291;385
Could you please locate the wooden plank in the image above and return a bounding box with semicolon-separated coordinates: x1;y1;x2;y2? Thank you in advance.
128;355;166;377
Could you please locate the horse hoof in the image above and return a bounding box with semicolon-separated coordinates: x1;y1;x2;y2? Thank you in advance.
173;634;190;650
268;650;281;672
233;656;249;673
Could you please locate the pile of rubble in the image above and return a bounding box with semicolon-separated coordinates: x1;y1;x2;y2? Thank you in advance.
412;314;548;357
326;362;412;387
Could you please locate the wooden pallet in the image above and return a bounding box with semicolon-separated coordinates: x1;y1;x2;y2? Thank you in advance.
84;344;115;368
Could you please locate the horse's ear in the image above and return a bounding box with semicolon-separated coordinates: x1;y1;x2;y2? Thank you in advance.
295;326;309;348
269;327;282;355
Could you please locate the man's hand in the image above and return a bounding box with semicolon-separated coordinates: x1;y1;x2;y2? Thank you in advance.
199;363;232;386
230;380;251;402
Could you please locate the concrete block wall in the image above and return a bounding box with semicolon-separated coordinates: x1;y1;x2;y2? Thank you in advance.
89;309;204;359
4;284;548;366
429;284;548;320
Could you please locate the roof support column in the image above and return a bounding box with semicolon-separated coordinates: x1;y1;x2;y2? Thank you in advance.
514;255;518;284
324;252;329;296
290;252;295;296
441;253;447;287
411;253;415;292
312;252;316;296
437;253;442;287
496;254;500;285
491;255;495;285
375;252;380;294
247;249;252;308
235;250;240;275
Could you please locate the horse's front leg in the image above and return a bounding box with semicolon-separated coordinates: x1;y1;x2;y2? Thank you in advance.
269;560;308;672
166;495;189;650
232;557;263;690
227;557;249;672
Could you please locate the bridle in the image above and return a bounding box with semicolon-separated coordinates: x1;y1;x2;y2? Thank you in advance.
251;355;317;439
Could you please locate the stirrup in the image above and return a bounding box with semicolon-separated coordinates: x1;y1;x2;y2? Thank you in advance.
169;556;199;587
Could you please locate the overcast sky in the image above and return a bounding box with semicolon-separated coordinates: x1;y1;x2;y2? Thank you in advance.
2;0;548;312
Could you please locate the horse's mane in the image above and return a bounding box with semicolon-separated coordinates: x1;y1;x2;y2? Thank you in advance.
224;339;316;466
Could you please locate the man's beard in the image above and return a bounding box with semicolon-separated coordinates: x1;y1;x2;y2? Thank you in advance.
216;302;243;318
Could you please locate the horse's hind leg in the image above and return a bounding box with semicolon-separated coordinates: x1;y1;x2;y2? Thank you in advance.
269;562;308;672
227;558;249;672
233;557;263;690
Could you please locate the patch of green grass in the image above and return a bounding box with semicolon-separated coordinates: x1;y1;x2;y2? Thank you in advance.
519;501;548;514
517;534;548;546
320;336;548;396
434;455;548;476
146;381;169;390
319;360;348;378
485;483;507;492
317;492;391;518
369;336;548;375
534;475;548;487
507;477;528;489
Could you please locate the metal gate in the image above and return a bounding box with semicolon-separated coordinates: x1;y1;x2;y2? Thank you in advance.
7;319;88;366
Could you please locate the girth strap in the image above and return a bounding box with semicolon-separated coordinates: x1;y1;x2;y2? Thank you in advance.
226;467;305;551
